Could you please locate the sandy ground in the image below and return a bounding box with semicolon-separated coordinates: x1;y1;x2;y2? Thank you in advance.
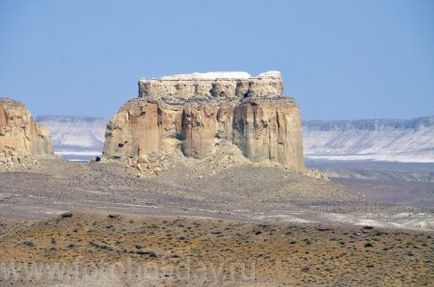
0;159;433;286
1;159;433;229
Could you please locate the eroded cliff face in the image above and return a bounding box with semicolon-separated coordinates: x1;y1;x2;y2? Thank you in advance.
233;98;303;167
103;71;304;171
0;98;53;170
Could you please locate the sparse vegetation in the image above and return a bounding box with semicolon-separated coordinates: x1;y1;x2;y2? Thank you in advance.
1;213;431;286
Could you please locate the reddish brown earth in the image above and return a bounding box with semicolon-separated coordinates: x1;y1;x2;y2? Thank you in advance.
0;213;432;286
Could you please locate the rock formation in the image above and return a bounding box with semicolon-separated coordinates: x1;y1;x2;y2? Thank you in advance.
0;98;53;170
103;71;304;171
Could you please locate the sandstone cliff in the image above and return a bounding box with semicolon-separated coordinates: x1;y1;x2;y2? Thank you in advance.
103;71;304;172
0;98;53;170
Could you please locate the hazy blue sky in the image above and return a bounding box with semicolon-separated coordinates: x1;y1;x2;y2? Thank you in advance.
0;0;433;120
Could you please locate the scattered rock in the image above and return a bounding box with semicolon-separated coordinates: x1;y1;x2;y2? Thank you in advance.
364;242;373;248
136;250;158;258
61;212;73;218
20;238;35;247
301;265;310;272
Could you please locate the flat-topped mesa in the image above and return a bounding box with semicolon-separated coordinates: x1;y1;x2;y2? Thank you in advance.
103;71;304;171
0;98;53;170
138;71;283;100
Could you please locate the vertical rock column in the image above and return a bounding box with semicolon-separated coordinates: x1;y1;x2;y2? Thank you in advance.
181;103;217;159
232;99;304;170
131;102;162;158
103;101;162;160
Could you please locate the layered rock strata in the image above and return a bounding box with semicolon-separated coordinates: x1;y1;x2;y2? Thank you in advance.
0;98;53;170
103;71;304;170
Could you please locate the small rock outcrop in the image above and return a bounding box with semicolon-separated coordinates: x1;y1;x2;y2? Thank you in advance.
103;71;304;172
0;98;53;170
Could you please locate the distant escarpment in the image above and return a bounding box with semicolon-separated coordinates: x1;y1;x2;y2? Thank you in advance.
303;116;434;162
103;71;304;174
0;98;53;170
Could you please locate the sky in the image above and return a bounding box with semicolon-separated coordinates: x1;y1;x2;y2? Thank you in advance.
0;0;433;120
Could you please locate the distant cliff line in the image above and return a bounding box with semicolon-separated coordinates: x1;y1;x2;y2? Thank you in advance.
303;116;434;131
36;115;434;163
303;115;434;163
